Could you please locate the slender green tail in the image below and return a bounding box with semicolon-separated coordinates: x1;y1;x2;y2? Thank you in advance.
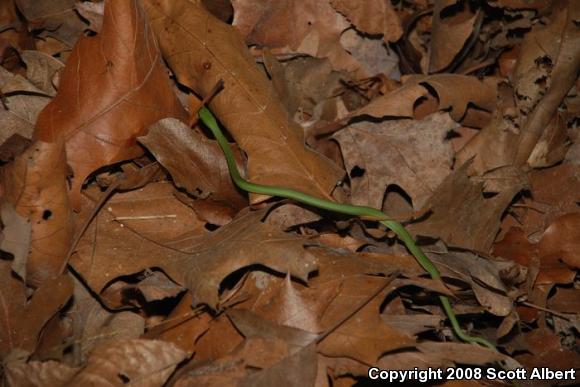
198;106;496;351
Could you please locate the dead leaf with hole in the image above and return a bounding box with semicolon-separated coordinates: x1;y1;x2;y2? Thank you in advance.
334;112;456;211
34;0;186;209
143;0;343;204
0;140;72;286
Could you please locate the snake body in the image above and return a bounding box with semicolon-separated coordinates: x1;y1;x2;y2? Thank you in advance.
199;106;496;350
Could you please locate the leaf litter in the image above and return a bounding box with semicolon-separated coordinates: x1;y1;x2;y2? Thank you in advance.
0;0;578;385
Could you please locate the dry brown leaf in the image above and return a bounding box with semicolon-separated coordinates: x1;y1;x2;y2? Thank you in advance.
239;343;318;387
516;327;580;374
0;140;72;286
263;55;343;119
72;205;318;309
19;50;64;96
34;0;186;209
0;260;73;360
317;283;415;364
415;342;520;367
408;163;524;252
139;118;247;208
194;313;245;363
176;308;318;386
538;213;580;275
70;339;186;386
547;287;580;314
493;225;576;286
4;360;78;387
329;0;403;43
339;28;401;78
429;0;480;73
530;163;580;213
14;0;86;47
6;339;188;386
0;202;31;277
428;250;516;317
351;74;497;125
75;1;104;33
144;292;212;353
143;0;343;204
527;113;569;168
227;308;318;351
334;112;456;211
0;65;51;144
232;0;360;74
69;276;145;364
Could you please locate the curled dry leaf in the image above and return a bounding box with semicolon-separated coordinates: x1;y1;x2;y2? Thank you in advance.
0;140;72;286
34;0;186;209
143;0;344;204
334;112;456;211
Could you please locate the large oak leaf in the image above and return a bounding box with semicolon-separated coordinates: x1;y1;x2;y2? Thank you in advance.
334;112;457;211
71;202;318;308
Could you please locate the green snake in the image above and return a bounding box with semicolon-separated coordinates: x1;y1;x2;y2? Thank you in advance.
198;106;496;351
